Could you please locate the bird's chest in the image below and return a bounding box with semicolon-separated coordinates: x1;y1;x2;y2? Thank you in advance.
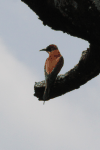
45;57;60;74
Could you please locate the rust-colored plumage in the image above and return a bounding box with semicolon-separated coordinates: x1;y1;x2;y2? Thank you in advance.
40;44;64;101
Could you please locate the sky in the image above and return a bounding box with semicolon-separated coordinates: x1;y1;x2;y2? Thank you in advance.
0;0;100;150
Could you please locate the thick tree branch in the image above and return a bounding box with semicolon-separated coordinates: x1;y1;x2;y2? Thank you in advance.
34;44;100;100
22;0;100;44
21;0;100;100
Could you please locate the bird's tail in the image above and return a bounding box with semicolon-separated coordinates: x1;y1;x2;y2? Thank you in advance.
43;77;55;101
43;87;50;101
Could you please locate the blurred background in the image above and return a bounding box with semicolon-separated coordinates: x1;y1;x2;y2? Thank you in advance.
0;0;100;150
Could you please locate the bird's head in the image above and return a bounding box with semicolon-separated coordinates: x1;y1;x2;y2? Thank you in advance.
40;44;58;53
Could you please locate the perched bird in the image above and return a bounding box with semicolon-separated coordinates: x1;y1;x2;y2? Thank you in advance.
40;44;64;101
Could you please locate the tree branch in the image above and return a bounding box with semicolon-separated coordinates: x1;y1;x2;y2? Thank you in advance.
21;0;100;100
21;0;100;44
34;44;100;100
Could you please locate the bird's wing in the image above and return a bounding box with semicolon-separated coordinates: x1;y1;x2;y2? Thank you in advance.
52;56;64;76
43;56;64;100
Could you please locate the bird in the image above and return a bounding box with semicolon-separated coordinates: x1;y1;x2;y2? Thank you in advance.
40;44;64;101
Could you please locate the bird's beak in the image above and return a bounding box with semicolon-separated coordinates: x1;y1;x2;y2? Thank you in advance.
39;49;46;51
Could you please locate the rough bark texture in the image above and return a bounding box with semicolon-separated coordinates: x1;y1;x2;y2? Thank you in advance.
21;0;100;101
